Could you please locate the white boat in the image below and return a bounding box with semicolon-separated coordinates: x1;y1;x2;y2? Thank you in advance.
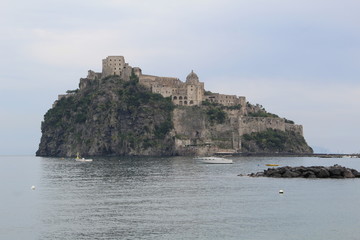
75;157;93;162
195;156;233;164
75;152;93;162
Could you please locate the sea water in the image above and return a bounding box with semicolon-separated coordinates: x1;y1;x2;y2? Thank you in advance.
1;155;360;240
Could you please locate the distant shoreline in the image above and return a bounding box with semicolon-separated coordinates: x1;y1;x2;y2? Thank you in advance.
214;152;360;158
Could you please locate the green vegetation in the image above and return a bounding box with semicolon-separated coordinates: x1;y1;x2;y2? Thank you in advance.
66;89;79;94
154;119;173;139
201;101;227;124
245;102;281;118
39;71;309;157
44;96;75;127
201;100;244;124
284;118;295;124
206;107;227;124
247;111;279;118
41;73;175;156
241;128;311;153
201;100;220;107
242;129;287;151
225;104;242;110
202;99;241;110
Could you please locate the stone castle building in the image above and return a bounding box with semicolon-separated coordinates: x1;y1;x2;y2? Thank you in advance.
138;70;205;106
78;56;246;109
53;55;308;155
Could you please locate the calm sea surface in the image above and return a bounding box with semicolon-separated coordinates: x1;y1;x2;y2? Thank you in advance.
1;155;360;240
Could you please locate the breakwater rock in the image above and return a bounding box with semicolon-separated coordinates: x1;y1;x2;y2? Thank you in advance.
248;165;360;178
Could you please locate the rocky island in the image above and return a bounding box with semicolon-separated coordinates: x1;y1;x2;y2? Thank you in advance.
36;56;313;157
248;165;360;178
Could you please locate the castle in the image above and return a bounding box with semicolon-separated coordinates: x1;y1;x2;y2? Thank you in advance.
49;55;309;156
82;56;246;109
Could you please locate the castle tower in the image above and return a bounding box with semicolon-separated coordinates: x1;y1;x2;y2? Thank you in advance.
186;70;199;84
185;70;204;105
102;56;125;77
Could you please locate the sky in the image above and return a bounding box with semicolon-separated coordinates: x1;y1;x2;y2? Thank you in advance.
1;0;360;154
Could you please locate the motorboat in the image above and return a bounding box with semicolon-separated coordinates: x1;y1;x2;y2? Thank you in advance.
195;156;233;164
75;152;93;162
266;164;279;166
76;158;93;162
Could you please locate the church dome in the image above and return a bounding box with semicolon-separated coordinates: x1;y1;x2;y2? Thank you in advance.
186;70;199;84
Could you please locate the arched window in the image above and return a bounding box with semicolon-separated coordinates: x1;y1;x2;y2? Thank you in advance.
173;96;177;100
184;96;188;100
184;101;188;105
179;96;183;100
179;101;183;105
190;100;194;105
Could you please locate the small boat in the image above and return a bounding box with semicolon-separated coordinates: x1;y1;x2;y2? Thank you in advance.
266;164;279;166
195;156;233;164
76;158;93;162
75;153;93;162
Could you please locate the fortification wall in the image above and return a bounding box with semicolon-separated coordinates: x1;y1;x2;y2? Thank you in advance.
205;93;246;107
240;117;286;135
120;64;132;81
152;85;173;97
285;123;303;136
172;107;242;154
154;77;182;86
239;117;304;136
172;108;305;154
87;70;102;80
102;56;125;77
139;75;157;89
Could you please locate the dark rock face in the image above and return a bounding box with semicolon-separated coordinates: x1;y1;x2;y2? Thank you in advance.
248;165;360;179
36;76;175;157
37;75;314;157
241;129;313;154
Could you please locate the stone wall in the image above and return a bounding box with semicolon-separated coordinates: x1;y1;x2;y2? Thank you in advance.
102;56;125;77
86;56;246;109
172;107;307;155
240;117;304;136
172;107;242;155
240;117;286;135
139;73;204;106
285;123;303;136
87;70;102;80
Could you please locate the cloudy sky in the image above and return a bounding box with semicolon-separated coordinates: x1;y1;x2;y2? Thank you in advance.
1;0;360;154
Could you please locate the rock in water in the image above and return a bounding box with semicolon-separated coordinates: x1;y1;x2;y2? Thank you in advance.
36;59;313;157
248;165;360;178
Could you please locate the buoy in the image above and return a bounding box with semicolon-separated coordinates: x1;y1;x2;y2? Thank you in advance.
279;189;284;194
31;186;36;190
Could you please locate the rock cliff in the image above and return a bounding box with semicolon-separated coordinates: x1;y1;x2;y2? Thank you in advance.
248;165;360;178
37;75;175;157
37;75;313;157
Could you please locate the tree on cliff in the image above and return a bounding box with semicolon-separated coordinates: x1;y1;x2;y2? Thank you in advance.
37;75;175;157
